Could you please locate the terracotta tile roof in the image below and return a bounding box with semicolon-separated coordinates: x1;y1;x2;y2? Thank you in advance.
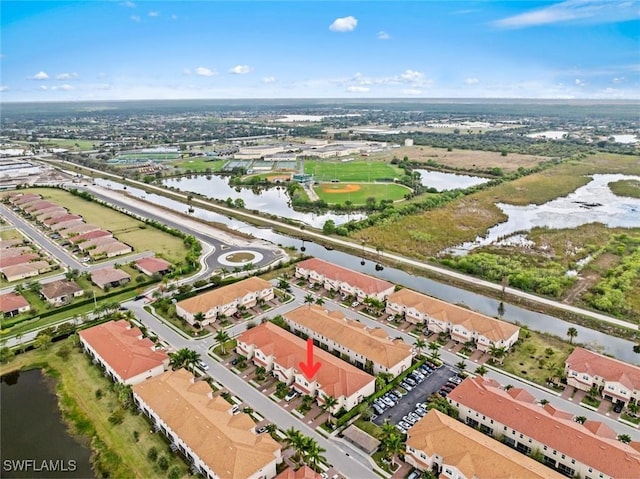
238;322;374;399
0;261;49;279
566;347;640;391
132;368;281;479
284;305;412;369
90;241;132;256
2;247;34;258
0;253;40;269
24;200;57;212
11;193;41;205
51;219;84;231
387;288;519;342
447;376;640;478
178;277;273;315
41;279;82;300
43;214;82;226
60;223;101;237
0;292;29;313
407;409;563;479
79;320;168;380
36;208;68;221
69;230;112;243
297;258;393;295
90;267;131;287
135;257;171;274
275;466;323;479
79;236;117;249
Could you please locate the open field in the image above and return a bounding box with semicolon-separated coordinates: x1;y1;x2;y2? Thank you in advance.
169;158;225;172
303;160;403;182
40;138;97;151
313;182;410;205
610;179;640;198
25;188;188;263
0;339;190;478
0;228;23;241
368;145;548;173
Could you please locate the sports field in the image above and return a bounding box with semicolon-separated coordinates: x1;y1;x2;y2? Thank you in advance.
169;158;225;172
304;160;403;182
313;182;410;205
24;188;189;263
118;153;181;161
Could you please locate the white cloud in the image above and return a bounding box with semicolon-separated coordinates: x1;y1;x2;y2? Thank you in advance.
52;84;74;91
402;88;422;95
56;72;79;80
148;11;159;17
329;16;358;32
29;71;49;80
120;1;136;8
195;67;217;77
0;85;8;92
464;77;480;85
262;76;276;83
493;0;640;29
575;78;587;86
230;65;252;74
377;31;391;40
612;77;625;83
347;86;370;93
130;15;141;22
400;69;424;82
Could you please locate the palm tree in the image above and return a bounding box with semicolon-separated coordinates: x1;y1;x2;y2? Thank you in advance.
169;348;201;371
456;360;467;371
633;344;640;354
284;427;305;463
381;433;405;468
380;420;397;441
428;341;440;360
627;402;639;416
322;395;339;416
215;330;231;354
193;312;205;324
567;327;578;344
414;338;427;357
618;434;632;444
277;278;291;291
315;296;325;307
488;345;508;365
475;365;488;376
304;293;315;308
301;437;326;470
574;415;587;424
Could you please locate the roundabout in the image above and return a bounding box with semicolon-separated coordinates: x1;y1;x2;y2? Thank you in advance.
216;249;264;267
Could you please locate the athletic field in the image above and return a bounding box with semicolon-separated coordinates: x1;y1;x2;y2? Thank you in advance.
313;182;410;205
304;160;402;182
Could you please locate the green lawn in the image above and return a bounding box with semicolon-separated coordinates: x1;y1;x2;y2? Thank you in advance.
304;160;403;182
313;182;410;205
40;138;97;151
22;188;189;263
0;228;23;241
169;158;225;173
609;179;640;199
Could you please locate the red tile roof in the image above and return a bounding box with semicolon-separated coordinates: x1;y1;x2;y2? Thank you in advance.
566;347;640;391
178;277;272;315
135;257;171;274
0;253;40;269
70;229;112;243
297;258;393;295
447;376;640;478
79;320;168;381
0;292;29;313
275;466;323;479
238;322;374;398
43;214;82;226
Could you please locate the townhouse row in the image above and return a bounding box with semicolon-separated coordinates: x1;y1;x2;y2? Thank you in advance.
78;320;282;479
0;236;55;282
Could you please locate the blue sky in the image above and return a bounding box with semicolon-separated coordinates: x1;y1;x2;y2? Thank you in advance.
1;1;638;101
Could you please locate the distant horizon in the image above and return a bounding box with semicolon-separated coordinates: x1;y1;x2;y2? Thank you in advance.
1;1;638;102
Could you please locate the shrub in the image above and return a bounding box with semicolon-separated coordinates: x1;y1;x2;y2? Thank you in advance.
157;456;169;471
147;446;158;462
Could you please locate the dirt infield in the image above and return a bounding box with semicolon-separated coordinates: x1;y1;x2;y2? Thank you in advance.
320;184;362;194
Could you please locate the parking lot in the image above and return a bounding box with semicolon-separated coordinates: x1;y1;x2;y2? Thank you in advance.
373;362;459;429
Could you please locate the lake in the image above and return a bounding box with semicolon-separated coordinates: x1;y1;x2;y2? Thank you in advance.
415;169;490;191
0;369;94;478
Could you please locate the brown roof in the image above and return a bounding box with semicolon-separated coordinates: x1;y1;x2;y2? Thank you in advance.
70;230;112;243
132;369;281;479
407;410;564;479
0;253;40;269
388;288;520;342
297;258;393;295
36;208;68;221
135;257;171;274
0;292;29;313
275;466;323;479
51;219;84;231
238;322;374;398
43;214;82;226
41;279;83;300
79;236;118;250
90;241;132;256
566;347;640;391
0;261;49;278
284;305;412;369
90;267;131;286
178;277;273;315
0;239;22;249
12;193;41;205
79;320;168;380
2;247;33;258
24;200;57;212
59;223;101;237
447;376;640;478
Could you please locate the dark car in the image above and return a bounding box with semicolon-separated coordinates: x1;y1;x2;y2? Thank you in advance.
614;402;624;413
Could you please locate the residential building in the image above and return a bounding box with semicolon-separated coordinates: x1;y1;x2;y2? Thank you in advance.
0;292;30;317
0;239;23;249
565;347;640;408
135;257;171;276
176;277;274;325
0;261;50;282
36;208;68;222
10;193;41;205
132;368;282;479
2;246;33;258
275;466;322;479
89;241;132;258
237;322;375;413
406;409;563;479
295;258;394;301
447;376;640;479
79;320;169;385
59;223;100;238
79;236;117;250
42;213;81;227
90;267;131;290
24;200;57;213
69;230;112;244
51;218;84;231
284;305;412;375
386;288;520;351
40;279;83;305
0;253;40;269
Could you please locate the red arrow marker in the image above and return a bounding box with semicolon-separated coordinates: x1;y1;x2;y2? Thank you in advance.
299;338;321;380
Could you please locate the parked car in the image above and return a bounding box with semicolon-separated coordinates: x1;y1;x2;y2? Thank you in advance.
405;377;417;386
399;421;412;430
231;405;240;415
439;390;448;397
197;360;209;371
393;389;406;397
351;301;360;307
401;381;413;391
256;425;268;434
614;402;624;413
284;390;298;402
382;396;395;407
396;424;406;434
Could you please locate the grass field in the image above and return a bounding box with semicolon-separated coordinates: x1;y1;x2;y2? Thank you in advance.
169;158;225;172
39;138;97;151
23;188;189;264
609;179;640;199
303;160;403;182
313;182;410;205
0;339;190;478
0;228;23;241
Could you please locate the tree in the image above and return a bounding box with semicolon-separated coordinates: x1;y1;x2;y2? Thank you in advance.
0;347;14;363
618;434;632;444
34;334;52;350
567;327;578;344
428;341;440;360
194;312;205;324
380;420;397;441
574;415;587;424
456;360;467;371
381;433;405;468
301;437;326;470
488;345;508;365
322;395;339;416
475;365;488;376
304;293;315;308
255;366;267;381
215;330;231;354
169;348;201;371
284;427;305;462
322;219;336;235
633;344;640;354
315;297;325;307
414;338;427;357
627;402;639;416
277;278;291;291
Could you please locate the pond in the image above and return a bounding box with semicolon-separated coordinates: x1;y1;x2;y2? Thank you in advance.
1;369;94;478
446;174;640;255
414;169;490;191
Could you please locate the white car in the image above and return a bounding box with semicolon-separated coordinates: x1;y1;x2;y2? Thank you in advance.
284;390;298;401
197;360;209;371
